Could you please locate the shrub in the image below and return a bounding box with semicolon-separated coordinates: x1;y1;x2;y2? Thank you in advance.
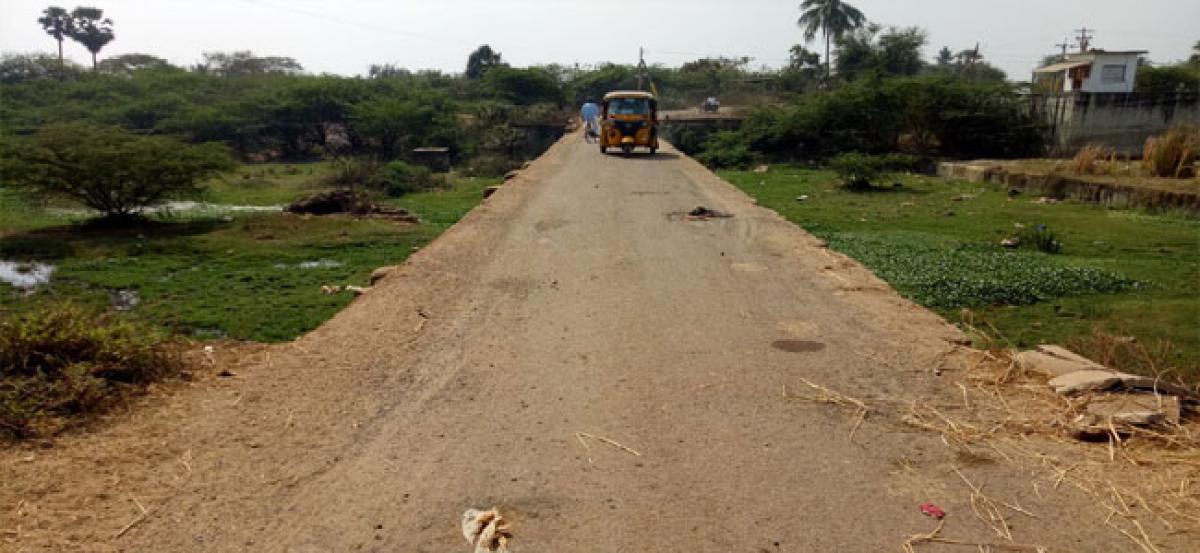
325;157;382;189
0;124;235;222
696;131;754;169
737;76;1044;160
828;152;922;190
1067;144;1115;176
0;304;180;438
1017;224;1063;254
1135;65;1200;95
1143;127;1198;178
370;160;446;197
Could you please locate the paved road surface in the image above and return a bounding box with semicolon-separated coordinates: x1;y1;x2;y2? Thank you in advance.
5;134;1127;551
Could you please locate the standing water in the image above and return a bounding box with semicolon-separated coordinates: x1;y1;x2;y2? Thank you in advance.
0;261;55;289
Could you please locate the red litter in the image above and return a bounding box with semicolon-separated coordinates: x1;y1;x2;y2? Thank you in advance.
919;502;946;520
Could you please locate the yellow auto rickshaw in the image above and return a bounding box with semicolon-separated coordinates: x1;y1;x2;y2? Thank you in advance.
600;91;659;155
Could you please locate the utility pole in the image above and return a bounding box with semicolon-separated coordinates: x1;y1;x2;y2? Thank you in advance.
636;47;647;90
1054;38;1072;61
1074;27;1094;53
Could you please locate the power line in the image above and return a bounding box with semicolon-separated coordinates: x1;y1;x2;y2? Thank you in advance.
234;0;476;49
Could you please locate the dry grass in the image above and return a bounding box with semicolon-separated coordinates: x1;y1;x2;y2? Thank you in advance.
1143;127;1199;179
901;349;1200;551
1067;144;1117;176
784;377;870;442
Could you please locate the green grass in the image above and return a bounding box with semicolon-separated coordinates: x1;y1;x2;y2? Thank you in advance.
721;166;1200;379
202;162;336;206
0;168;495;342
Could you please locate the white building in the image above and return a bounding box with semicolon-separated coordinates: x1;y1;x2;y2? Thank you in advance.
1033;50;1146;94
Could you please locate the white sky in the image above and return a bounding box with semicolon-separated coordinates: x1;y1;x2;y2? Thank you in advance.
1;0;1196;80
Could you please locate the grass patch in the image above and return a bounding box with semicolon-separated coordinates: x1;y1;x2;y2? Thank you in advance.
722;166;1200;379
1;168;495;343
0;303;179;439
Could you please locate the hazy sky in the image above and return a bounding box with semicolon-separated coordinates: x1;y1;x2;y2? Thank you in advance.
2;0;1197;80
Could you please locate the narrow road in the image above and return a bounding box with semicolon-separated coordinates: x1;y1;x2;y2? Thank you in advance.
6;134;1122;551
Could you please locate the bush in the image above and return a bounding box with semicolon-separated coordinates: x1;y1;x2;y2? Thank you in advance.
1143;127;1198;178
0;124;235;222
1067;144;1115;176
696;131;754;169
737;76;1043;160
370;160;446;197
1017;224;1063;254
325;157;382;189
1135;65;1200;95
827;152;922;190
0;304;180;438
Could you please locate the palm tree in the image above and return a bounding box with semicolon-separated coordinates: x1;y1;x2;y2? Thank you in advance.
68;7;115;71
37;6;73;77
797;0;867;82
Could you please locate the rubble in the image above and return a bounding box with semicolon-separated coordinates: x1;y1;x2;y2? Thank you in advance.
286;189;418;222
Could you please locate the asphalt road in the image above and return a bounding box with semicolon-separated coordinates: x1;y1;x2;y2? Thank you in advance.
3;134;1132;552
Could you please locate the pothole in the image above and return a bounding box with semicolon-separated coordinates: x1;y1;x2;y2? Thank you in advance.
666;206;734;221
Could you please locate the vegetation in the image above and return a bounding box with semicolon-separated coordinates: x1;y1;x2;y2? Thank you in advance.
0;165;497;343
700;75;1042;167
0;124;236;222
66;7;115;70
722;166;1199;379
1142;127;1199;178
797;0;866;82
826;152;921;189
1135;64;1200;95
1;303;179;438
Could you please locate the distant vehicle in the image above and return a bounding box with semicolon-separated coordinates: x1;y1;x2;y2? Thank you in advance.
703;96;720;113
600;91;659;155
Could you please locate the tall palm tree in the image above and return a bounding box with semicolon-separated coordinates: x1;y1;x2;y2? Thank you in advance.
37;6;73;78
68;7;115;71
797;0;867;82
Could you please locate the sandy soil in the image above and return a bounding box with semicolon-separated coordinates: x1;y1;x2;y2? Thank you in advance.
1;134;1189;552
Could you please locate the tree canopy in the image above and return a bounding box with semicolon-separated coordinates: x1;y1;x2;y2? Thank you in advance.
0;124;235;220
466;45;506;80
67;7;115;70
797;0;867;81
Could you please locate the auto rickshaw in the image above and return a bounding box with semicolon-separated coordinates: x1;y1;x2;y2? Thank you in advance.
600;91;659;155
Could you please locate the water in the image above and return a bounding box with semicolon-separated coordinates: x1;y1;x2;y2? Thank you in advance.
47;202;284;217
0;261;55;289
297;260;343;269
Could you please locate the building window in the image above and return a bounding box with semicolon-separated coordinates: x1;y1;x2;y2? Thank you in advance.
1101;64;1127;83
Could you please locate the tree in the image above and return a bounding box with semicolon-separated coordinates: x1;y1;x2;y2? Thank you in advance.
197;51;303;77
350;92;455;158
835;25;927;80
481;66;563;105
1136;65;1200;94
797;0;867;82
465;45;505;80
37;6;73;77
0;125;235;221
936;47;954;67
97;53;173;75
1191;40;1200;66
0;52;82;84
68;7;115;70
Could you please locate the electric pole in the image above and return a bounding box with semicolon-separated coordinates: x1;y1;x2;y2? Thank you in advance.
636;47;647;90
1054;39;1071;60
1074;27;1094;53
